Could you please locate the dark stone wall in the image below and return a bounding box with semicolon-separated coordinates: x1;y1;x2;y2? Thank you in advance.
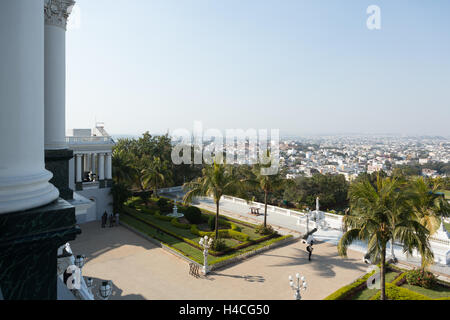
0;199;80;300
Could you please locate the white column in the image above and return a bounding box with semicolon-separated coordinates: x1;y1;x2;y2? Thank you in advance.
44;0;75;150
98;153;105;181
91;153;96;175
75;154;82;183
0;0;59;214
105;153;112;180
83;154;89;172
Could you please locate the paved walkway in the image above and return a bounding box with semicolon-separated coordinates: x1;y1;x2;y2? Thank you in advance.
70;221;368;300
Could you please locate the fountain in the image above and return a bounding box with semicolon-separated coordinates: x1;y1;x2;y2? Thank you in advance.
167;201;184;219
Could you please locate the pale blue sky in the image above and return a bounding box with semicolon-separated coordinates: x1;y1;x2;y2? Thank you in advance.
66;0;450;137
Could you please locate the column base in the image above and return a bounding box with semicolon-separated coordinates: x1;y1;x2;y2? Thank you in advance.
105;179;113;188
99;180;106;189
75;182;83;191
0;199;80;300
45;149;74;200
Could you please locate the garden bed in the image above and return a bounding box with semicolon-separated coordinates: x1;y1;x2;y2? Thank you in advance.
325;264;450;300
120;199;293;266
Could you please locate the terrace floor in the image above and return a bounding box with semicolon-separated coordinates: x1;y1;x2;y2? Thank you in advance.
70;221;368;300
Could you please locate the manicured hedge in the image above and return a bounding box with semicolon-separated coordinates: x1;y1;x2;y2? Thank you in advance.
369;283;431;300
324;271;375;300
392;272;407;286
171;218;192;229
154;212;173;222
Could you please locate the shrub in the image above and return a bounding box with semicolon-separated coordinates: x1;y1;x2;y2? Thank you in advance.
405;269;437;289
171;218;191;230
154;211;173;222
392;272;407;286
156;197;173;214
324;271;375;300
184;206;203;224
369;283;431;300
255;224;275;235
208;215;216;231
228;230;250;242
211;238;228;252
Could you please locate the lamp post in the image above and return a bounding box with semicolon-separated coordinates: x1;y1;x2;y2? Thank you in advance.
289;273;307;300
98;281;113;300
74;255;86;269
199;235;213;275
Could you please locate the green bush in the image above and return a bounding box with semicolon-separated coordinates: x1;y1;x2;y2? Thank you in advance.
228;230;250;242
392;272;407;286
184;206;203;224
255;224;276;235
154;211;173;222
211;238;228;252
156;197;173;214
324;271;375;300
208;215;216;231
171;218;191;230
369;283;431;300
405;269;437;289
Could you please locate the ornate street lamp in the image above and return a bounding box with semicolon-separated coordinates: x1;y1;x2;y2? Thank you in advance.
86;277;93;289
289;273;307;300
99;281;113;300
74;255;86;269
199;235;214;275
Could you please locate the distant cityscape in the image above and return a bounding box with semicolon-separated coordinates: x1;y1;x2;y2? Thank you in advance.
115;133;450;181
278;135;450;181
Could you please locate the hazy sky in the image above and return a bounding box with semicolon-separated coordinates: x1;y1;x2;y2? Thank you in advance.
66;0;450;137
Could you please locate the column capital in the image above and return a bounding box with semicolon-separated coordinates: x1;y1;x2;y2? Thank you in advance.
44;0;75;30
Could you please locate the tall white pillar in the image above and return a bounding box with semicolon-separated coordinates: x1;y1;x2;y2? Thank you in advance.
0;0;59;214
98;154;105;181
75;154;82;183
44;0;75;150
83;154;89;172
91;153;96;174
105;153;112;180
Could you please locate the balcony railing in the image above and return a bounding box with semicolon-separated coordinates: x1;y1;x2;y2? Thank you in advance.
66;136;114;145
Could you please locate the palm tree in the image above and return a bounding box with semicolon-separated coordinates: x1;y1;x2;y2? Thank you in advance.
110;182;132;213
245;158;287;228
408;177;450;267
183;162;243;240
409;177;450;235
338;174;432;300
112;149;133;185
142;156;171;198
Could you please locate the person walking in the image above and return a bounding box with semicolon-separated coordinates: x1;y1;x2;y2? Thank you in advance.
109;214;114;228
115;212;120;226
306;242;314;261
101;212;107;228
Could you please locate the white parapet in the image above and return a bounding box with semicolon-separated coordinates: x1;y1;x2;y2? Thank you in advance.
0;0;59;214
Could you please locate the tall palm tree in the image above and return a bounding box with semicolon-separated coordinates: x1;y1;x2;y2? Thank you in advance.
409;177;450;236
142;156;171;198
112;149;133;185
183;162;243;240
408;177;450;267
245;159;287;228
338;174;432;300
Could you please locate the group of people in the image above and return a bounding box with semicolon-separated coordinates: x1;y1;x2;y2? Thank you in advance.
101;211;119;228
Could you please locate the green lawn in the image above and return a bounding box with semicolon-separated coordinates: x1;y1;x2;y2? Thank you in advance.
401;283;450;299
352;271;400;300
